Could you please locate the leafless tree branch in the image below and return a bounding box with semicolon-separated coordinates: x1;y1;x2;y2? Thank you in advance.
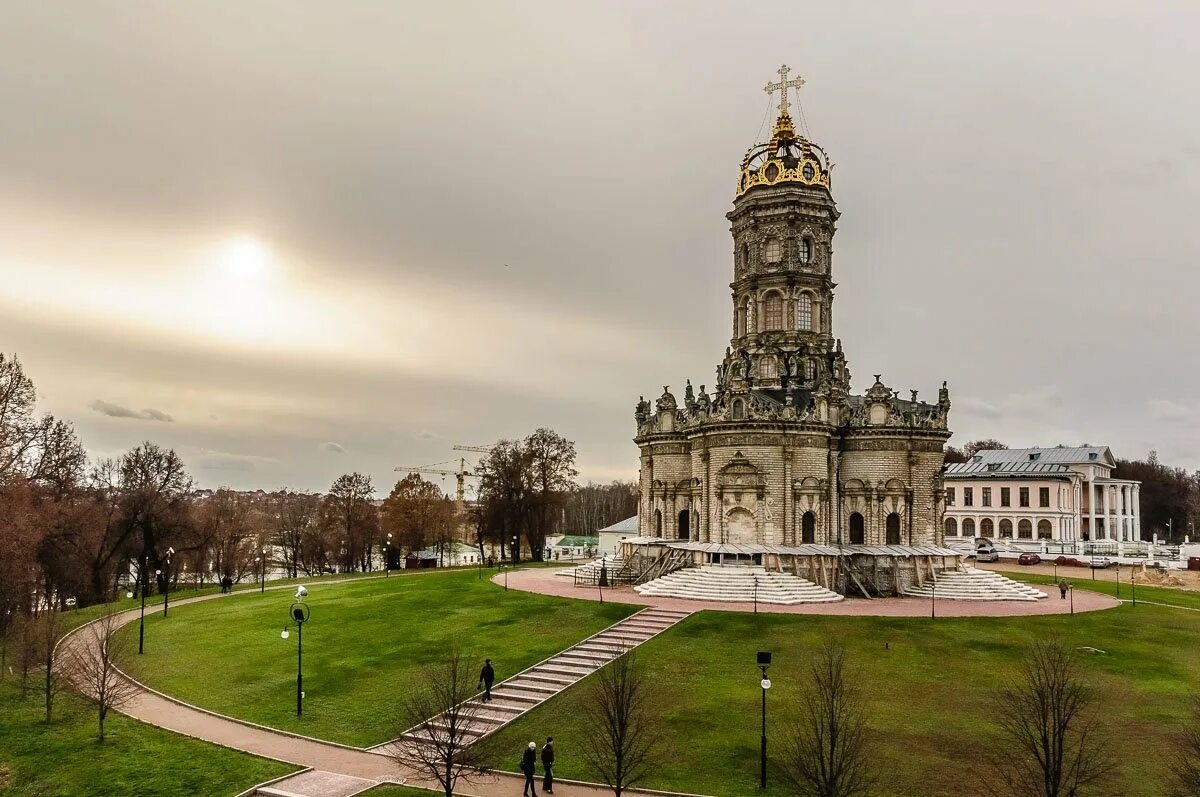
579;649;658;797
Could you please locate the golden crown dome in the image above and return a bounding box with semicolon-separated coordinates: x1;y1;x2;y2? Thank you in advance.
736;66;831;198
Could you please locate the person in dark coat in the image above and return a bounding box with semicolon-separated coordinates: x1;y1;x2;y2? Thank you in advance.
541;736;555;793
521;741;538;797
478;658;495;702
1059;579;1069;599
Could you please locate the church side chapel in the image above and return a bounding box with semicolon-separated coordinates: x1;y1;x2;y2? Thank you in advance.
620;67;1027;600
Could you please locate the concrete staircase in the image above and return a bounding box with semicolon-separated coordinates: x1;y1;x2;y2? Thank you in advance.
635;566;843;605
557;555;624;578
384;606;690;753
903;568;1047;602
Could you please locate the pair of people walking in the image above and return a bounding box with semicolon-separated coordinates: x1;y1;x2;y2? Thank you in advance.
520;737;554;796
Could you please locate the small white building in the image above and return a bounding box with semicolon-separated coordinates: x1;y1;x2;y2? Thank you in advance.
414;542;483;568
943;446;1140;544
597;516;639;557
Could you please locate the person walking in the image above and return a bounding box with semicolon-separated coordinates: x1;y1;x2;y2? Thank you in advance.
521;741;538;797
478;658;495;702
1059;579;1069;599
541;736;555;794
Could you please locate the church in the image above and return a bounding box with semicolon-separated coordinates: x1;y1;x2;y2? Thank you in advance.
634;66;953;551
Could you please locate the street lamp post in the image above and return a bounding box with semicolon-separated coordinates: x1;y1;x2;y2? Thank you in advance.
931;574;937;619
282;586;310;716
385;532;393;577
1131;563;1137;606
757;651;771;789
161;547;175;618
138;555;147;654
753;576;758;615
1115;561;1120;600
261;546;268;593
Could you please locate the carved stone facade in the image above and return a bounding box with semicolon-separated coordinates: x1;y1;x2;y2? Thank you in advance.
634;75;952;548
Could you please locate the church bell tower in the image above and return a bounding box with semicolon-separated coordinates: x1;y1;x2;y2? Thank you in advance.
718;64;846;415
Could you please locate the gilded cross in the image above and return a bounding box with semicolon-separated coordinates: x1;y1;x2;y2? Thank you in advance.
763;64;805;118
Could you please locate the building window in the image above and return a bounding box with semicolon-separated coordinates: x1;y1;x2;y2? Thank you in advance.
805;358;816;380
737;297;749;337
944;517;958;536
797;293;813;331
1019;487;1030;508
980;518;994;537
982;487;992;507
1039;487;1050;508
962;518;975;537
963;487;973;507
849;512;865;544
759;356;778;379
741;242;750;269
763;292;784;330
732;399;745;420
1037;519;1052;539
655;510;662;536
764;237;782;263
802;512;816;544
999;519;1013;538
1018;519;1033;539
886;513;901;545
1000;487;1010;507
798;237;812;264
945;487;955;506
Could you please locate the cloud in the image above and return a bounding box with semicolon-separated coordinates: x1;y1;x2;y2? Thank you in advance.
320;441;346;453
193;449;278;472
419;429;438;439
90;399;173;422
1147;399;1193;425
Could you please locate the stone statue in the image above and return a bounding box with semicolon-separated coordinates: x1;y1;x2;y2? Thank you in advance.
685;379;696;409
635;396;650;426
699;385;711;412
656;386;677;412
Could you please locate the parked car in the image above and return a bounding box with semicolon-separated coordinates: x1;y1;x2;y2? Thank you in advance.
1018;552;1041;566
975;543;999;563
1090;556;1114;569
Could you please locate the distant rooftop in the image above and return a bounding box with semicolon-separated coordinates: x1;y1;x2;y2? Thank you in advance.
946;445;1115;478
598;516;638;534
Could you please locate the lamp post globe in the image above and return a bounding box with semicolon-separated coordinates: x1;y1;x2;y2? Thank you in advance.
284;588;311;716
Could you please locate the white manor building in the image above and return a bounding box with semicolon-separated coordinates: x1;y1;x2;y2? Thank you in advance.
942;446;1141;544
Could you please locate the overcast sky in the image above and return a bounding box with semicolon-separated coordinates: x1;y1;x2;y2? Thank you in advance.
2;1;1198;494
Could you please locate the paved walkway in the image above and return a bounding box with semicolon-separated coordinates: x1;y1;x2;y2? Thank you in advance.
56;573;701;797
504;567;1121;616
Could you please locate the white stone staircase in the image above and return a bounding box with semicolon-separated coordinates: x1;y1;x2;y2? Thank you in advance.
556;555;624;578
382;606;690;754
635;565;843;605
903;568;1047;601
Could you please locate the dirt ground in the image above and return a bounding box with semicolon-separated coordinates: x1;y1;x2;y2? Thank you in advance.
981;559;1200;591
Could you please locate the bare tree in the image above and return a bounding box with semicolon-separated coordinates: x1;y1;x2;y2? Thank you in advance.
779;640;873;797
1169;695;1200;797
28;609;65;722
65;613;139;742
993;640;1111;797
394;650;488;797
580;650;657;796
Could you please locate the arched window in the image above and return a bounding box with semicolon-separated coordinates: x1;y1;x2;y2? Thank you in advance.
797;293;813;331
759;356;778;379
654;510;662;536
944;517;958;536
980;518;994;537
763;237;781;264
802;512;816;544
799;237;812;264
999;519;1013;538
805;358;817;381
732;399;745;420
962;518;976;538
849;512;865;545
763;292;784;330
1018;519;1033;539
886;513;901;545
1037;519;1052;539
741;242;750;269
678;510;690;540
736;297;749;337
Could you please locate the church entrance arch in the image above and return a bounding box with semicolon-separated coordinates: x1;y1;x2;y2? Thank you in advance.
885;513;901;545
678;509;690;540
726;507;756;544
801;511;816;544
849;512;865;545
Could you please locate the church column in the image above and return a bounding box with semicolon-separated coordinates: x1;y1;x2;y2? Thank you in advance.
1087;481;1095;542
1133;484;1141;541
782;446;791;545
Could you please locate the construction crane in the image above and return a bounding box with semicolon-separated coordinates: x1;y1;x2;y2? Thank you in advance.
453;444;493;454
393;458;477;508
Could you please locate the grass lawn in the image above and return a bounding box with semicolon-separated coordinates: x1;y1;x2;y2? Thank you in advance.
361;786;440;796
486;582;1200;797
115;567;635;747
0;678;293;796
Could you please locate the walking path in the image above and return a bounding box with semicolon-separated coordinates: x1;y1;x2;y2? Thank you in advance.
56;572;700;797
499;568;1121;617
